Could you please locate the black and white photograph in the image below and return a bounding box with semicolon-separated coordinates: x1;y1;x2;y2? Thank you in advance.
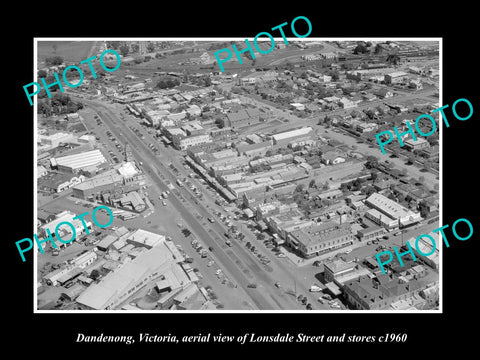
6;5;479;353
32;38;441;312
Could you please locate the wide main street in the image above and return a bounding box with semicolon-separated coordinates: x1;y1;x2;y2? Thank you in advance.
73;95;323;310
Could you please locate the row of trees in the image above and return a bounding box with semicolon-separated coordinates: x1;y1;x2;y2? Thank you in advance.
155;76;181;89
45;55;63;66
38;94;83;116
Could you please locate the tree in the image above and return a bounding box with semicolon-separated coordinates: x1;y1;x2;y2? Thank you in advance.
365;156;379;169
323;181;329;190
90;269;100;280
328;70;339;81
119;45;129;57
38;70;47;78
309;179;316;188
45;56;63;66
407;154;415;164
418;176;425;184
147;42;155;53
106;41;122;50
295;184;305;192
353;44;368;54
131;44;140;53
370;171;378;182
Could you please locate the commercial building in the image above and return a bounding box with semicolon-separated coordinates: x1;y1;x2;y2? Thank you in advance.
76;241;186;310
38;132;75;149
219;108;262;129
408;236;439;270
287;222;354;258
126;229;165;249
173;134;212;151
38;172;86;193
365;193;421;228
70;250;97;269
324;258;372;286
343;271;437;310
38;210;93;250
356;225;385;241
50;149;107;173
271;127;313;145
384;71;408;84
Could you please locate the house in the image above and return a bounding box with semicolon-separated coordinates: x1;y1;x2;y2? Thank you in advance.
290;103;305;111
409;79;423;90
321;151;346;165
374;89;393;99
362;93;377;102
404;137;430;152
339;97;357;109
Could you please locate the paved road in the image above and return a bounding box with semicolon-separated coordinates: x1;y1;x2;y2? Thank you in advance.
74;96;307;310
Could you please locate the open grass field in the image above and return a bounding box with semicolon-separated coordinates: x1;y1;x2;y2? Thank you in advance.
37;41;99;63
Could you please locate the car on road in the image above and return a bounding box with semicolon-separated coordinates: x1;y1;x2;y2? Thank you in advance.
274;282;281;288
208;246;214;251
215;269;222;275
247;283;257;288
207;260;214;267
162;201;167;206
367;241;372;245
345;249;352;254
277;253;286;258
208;217;215;223
376;245;386;251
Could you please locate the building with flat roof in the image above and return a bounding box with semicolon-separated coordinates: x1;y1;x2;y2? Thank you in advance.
50;149;106;173
324;258;372;286
343;273;437;310
126;229;165;249
287;222;354;258
38;132;75;149
385;71;408;84
357;225;385;241
404;137;430;152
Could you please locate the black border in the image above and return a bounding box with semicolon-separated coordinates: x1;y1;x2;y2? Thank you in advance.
7;4;479;353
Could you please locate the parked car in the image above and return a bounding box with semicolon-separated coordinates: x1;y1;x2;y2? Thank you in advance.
247;283;257;288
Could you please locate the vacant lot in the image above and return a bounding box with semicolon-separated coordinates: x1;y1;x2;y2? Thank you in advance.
37;41;97;63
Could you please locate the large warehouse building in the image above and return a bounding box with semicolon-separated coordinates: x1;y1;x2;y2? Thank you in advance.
365;192;421;228
50;149;107;173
